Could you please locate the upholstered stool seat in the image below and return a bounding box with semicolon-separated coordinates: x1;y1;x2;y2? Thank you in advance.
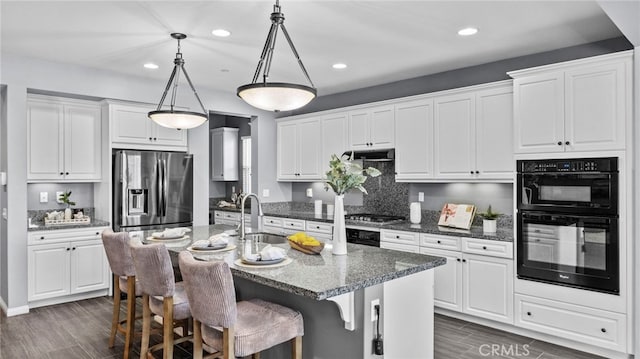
101;229;140;359
178;251;304;359
148;282;191;320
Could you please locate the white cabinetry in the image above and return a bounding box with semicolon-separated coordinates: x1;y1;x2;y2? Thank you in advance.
320;112;348;167
213;210;250;227
261;216;306;236
515;294;626;352
210;127;238;181
277;117;322;181
394;82;513;182
27;95;102;182
394;99;434;181
305;221;333;242
348;105;395;150
28;227;110;307
433;84;513;180
509;51;631;154
420;235;514;324
106;101;188;150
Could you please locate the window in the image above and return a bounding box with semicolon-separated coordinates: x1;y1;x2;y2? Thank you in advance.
241;136;252;193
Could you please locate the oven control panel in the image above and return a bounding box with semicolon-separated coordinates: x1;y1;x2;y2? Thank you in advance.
518;157;617;173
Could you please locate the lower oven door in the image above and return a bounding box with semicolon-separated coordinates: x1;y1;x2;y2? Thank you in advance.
346;227;380;247
517;211;619;294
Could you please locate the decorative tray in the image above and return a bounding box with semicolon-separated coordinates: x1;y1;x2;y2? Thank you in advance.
44;217;91;226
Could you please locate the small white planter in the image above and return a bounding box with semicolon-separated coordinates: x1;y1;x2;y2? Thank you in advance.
482;219;497;233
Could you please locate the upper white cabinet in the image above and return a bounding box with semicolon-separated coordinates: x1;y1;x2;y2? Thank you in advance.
105;101;188;150
394;99;434;181
509;51;631;154
277;117;322;181
348;105;395;150
395;82;513;182
27;95;102;182
210;127;238;181
320;112;348;169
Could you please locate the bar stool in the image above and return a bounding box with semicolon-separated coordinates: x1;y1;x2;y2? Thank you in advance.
130;241;192;359
101;229;142;359
178;251;304;359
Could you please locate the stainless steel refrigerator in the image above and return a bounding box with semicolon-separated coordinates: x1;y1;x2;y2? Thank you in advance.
113;150;193;231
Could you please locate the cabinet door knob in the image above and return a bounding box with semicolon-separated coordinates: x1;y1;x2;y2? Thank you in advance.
65;172;69;175
153;137;157;141
565;141;570;145
60;172;64;175
72;247;76;250
601;328;607;333
557;141;562;146
149;137;153;141
66;248;71;251
456;258;461;262
526;311;532;316
462;259;467;263
470;171;474;174
475;170;479;174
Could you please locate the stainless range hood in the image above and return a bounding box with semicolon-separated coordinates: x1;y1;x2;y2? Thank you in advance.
342;149;395;162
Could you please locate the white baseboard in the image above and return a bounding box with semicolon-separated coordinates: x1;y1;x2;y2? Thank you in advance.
0;296;30;317
27;289;109;309
435;308;632;359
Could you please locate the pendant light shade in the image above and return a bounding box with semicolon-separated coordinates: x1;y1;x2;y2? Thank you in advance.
237;1;316;112
149;33;208;130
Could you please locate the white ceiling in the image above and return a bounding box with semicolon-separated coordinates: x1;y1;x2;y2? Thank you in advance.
0;1;624;97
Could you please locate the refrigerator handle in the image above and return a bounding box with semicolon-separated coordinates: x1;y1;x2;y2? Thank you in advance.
162;157;169;217
156;158;163;217
121;153;128;222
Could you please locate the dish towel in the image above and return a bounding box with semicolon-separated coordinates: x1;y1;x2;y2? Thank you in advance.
245;245;286;261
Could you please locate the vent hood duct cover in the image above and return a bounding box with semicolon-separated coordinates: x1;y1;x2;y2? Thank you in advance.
343;149;395;162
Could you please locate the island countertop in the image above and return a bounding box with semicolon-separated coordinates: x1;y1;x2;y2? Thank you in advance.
137;224;445;300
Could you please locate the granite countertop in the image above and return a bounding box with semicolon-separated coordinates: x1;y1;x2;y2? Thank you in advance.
28;219;111;232
137;224;445;300
213;206;514;242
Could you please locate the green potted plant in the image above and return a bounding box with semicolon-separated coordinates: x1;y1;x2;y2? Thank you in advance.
324;153;381;255
59;191;76;221
478;205;500;233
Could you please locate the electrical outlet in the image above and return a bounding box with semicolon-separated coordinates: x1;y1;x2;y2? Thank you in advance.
306;188;313;197
39;192;48;203
231;186;236;193
418;192;424;202
56;191;64;203
262;189;270;197
370;299;380;322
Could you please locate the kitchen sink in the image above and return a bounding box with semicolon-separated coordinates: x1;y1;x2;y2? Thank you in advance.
244;232;287;244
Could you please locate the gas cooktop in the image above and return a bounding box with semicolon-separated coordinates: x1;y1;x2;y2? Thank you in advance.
345;213;405;225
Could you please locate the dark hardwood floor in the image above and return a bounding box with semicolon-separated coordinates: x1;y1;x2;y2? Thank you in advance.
1;297;604;358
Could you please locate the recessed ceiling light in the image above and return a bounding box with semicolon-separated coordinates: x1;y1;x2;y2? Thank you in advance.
144;63;159;69
332;63;347;70
458;27;478;36
212;29;231;37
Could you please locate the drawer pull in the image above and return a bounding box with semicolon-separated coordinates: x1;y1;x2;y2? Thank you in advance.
601;328;607;333
40;236;45;240
482;246;487;250
396;235;400;239
526;311;532;316
316;226;320;229
437;240;441;244
96;232;100;235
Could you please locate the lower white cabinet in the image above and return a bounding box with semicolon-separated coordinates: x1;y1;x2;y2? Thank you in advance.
420;235;514;324
515;294;626;352
28;227;110;305
213;210;250;227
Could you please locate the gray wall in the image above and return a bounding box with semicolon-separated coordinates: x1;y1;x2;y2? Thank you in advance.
286;37;632;116
26;183;94;211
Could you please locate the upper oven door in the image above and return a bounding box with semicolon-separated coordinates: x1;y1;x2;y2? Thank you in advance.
517;171;618;215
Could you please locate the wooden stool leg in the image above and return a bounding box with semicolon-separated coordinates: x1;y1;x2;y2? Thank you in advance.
193;319;203;359
123;276;136;359
223;327;234;359
163;297;174;359
140;294;151;359
109;274;121;348
252;352;261;359
291;336;302;359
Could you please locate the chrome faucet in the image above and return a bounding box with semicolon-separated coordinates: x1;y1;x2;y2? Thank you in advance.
240;192;264;240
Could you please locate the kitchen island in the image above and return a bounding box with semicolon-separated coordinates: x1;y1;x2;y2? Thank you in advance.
136;224;445;359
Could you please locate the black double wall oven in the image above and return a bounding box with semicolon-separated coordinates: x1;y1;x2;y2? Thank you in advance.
516;157;619;294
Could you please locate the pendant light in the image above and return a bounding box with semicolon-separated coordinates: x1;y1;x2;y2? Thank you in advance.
237;0;316;112
148;33;208;130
